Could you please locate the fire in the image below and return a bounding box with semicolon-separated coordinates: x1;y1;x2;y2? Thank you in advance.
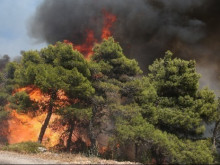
7;110;62;147
15;86;50;104
7;86;66;147
15;86;69;108
99;146;108;154
101;10;117;40
2;10;117;151
64;10;116;60
64;30;97;60
6;86;90;149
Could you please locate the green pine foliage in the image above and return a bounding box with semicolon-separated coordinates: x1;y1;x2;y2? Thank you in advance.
0;58;11;120
111;104;215;164
92;37;142;79
148;51;217;137
8;91;38;113
8;42;94;143
97;43;217;163
0;38;218;164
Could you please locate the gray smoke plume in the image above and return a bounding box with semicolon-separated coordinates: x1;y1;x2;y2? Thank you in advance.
28;0;220;90
0;55;10;71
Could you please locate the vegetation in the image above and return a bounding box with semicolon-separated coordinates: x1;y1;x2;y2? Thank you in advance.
2;142;44;154
0;38;219;164
9;42;94;143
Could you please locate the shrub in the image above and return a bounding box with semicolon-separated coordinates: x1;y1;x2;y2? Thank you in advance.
2;141;44;153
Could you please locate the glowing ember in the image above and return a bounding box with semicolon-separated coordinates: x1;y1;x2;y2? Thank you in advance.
62;127;91;147
99;146;108;154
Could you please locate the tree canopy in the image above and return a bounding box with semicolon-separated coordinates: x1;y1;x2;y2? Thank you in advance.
10;42;94;143
148;51;217;137
92;37;142;80
1;38;219;164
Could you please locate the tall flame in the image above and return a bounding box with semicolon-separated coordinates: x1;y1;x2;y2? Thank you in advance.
7;86;66;147
101;10;117;40
64;10;116;60
6;86;90;148
7;110;62;147
2;10;117;151
64;30;97;60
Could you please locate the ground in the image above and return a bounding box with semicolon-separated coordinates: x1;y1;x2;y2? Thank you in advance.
0;151;141;164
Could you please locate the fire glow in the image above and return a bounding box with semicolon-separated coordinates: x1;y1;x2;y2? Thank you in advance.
6;86;90;148
7;110;62;147
101;10;117;40
3;10;117;151
64;10;116;59
7;87;65;147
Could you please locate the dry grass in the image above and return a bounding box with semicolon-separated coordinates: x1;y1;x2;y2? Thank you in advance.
2;142;43;154
33;152;141;164
0;143;141;164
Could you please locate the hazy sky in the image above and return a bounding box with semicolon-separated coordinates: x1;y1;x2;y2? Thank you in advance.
0;0;46;59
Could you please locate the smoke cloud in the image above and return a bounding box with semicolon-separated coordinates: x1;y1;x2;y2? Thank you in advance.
0;55;10;71
28;0;220;90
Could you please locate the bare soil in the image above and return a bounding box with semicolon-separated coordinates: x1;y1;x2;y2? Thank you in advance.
0;150;141;164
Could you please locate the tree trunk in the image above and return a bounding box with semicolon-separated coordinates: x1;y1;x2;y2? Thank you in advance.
38;91;56;143
135;143;138;162
38;106;53;143
67;120;74;152
212;120;220;149
88;106;98;155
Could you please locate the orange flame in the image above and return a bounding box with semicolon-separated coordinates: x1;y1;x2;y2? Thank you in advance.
99;146;108;154
7;110;62;147
15;86;50;104
64;30;97;60
101;10;116;40
3;10;117;151
6;86;90;148
7;86;67;147
64;10;116;60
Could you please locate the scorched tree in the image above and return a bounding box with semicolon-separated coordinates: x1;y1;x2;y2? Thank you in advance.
10;42;94;143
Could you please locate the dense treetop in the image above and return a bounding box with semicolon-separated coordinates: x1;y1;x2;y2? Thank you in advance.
92;37;142;79
147;51;217;137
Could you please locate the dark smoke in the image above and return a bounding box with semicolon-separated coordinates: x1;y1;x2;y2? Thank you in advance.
0;55;10;71
28;0;220;90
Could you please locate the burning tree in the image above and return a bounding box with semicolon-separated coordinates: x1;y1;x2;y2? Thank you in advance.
57;105;92;152
9;42;94;144
1;37;218;164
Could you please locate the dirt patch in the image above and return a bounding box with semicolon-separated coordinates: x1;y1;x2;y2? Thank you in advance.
0;150;141;164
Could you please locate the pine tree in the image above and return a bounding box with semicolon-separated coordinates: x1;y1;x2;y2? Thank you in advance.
9;42;94;143
148;51;217;137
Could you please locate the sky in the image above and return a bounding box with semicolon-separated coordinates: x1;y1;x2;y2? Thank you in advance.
0;0;47;59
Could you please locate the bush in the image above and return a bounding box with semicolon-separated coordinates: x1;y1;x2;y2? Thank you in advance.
2;141;44;153
0;110;9;120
